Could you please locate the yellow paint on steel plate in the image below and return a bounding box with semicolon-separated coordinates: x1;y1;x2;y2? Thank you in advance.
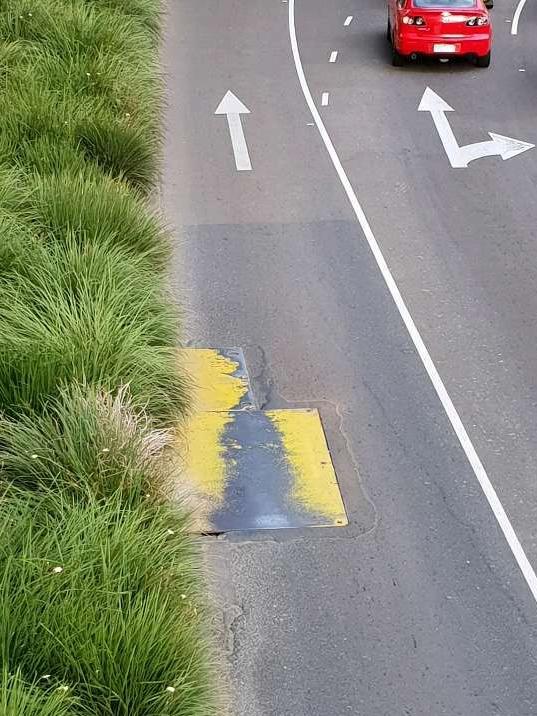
268;409;348;525
176;349;347;532
181;348;253;412
179;411;232;503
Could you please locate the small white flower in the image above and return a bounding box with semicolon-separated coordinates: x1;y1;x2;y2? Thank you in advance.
31;454;38;459
166;686;176;694
28;12;32;16
86;72;91;77
40;674;51;681
180;594;186;600
57;685;69;692
167;529;175;536
102;448;110;453
52;566;63;574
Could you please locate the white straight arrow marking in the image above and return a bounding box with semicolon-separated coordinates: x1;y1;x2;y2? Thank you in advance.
215;91;252;172
418;87;534;168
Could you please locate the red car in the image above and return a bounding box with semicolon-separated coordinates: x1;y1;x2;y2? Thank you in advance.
387;0;492;67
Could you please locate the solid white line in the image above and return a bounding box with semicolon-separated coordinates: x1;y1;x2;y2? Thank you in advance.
329;51;338;63
322;92;329;106
344;15;354;26
512;0;527;34
289;0;537;604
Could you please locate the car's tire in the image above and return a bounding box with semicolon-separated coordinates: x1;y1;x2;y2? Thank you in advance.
392;47;405;66
387;19;391;42
485;0;493;7
475;52;491;68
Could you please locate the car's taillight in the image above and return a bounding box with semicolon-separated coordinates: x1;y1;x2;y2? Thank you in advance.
466;15;489;25
402;15;427;25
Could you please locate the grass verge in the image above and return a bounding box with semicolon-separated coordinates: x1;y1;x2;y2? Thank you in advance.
0;385;171;502
0;234;187;424
0;0;215;712
0;489;213;716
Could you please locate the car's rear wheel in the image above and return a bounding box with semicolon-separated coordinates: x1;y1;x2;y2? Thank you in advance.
475;52;491;68
387;18;404;66
392;46;405;66
485;0;493;7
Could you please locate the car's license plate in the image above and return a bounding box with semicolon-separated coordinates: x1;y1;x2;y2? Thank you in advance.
434;43;456;53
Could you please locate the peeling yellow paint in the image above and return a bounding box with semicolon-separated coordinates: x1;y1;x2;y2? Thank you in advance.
267;409;347;525
176;349;346;532
181;348;250;412
181;411;232;501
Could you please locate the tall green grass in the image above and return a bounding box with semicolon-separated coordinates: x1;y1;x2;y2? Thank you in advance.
0;489;213;716
0;0;215;711
0;166;171;268
0;385;171;501
0;670;77;716
27;171;172;268
0;235;187;423
0;1;160;188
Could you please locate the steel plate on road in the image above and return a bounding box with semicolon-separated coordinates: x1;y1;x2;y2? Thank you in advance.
178;408;347;533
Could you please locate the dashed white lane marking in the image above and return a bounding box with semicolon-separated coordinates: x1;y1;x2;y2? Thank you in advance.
512;0;527;35
289;0;537;605
321;92;329;106
329;51;338;63
344;15;353;26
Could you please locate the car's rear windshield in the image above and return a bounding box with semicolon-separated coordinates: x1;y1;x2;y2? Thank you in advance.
413;0;476;7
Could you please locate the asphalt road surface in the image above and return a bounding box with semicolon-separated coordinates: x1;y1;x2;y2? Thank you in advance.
161;1;537;714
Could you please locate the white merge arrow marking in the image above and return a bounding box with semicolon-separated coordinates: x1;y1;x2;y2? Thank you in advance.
215;90;252;171
418;87;534;168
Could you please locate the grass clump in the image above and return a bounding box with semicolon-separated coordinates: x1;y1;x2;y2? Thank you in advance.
26;171;171;267
0;80;156;188
0;670;77;716
0;165;170;268
0;235;187;424
0;385;172;501
0;489;213;716
0;1;160;188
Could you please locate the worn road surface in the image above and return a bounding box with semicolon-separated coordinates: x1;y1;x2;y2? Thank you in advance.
161;1;537;714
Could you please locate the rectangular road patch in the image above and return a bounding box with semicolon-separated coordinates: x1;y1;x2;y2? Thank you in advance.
176;408;347;533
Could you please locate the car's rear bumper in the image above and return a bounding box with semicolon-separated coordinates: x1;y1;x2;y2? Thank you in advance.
397;33;491;57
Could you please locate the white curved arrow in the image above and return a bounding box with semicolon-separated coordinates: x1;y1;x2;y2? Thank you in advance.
215;90;252;171
418;87;534;168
